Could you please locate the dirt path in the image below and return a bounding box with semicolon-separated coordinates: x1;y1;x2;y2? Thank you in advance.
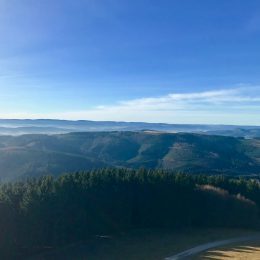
165;234;260;259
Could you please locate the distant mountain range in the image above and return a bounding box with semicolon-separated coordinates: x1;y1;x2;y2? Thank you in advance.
0;119;260;137
0;131;259;181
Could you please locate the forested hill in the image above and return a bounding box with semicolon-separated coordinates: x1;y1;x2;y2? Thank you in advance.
0;170;260;258
0;131;259;181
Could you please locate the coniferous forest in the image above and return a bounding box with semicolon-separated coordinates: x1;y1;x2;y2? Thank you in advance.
0;169;259;257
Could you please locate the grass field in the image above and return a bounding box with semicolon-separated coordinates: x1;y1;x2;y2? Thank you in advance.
194;239;260;259
29;228;259;260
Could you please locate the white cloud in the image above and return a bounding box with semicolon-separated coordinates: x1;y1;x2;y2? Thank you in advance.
0;87;260;125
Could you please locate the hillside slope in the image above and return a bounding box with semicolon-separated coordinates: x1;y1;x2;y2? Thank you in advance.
0;132;259;181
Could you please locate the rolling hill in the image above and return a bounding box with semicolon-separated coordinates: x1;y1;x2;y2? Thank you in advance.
0;119;260;137
0;131;259;181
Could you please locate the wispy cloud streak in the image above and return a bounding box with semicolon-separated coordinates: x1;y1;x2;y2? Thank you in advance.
0;87;260;125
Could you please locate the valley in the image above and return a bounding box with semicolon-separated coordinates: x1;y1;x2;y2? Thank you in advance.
0;131;259;181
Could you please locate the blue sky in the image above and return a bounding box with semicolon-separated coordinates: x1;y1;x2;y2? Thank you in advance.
0;0;260;125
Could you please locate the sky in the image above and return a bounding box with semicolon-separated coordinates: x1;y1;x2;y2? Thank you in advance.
0;0;260;125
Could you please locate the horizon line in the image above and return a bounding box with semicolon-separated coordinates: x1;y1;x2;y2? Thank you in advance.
0;118;259;127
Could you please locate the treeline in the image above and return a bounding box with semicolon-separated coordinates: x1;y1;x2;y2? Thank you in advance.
0;169;260;257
